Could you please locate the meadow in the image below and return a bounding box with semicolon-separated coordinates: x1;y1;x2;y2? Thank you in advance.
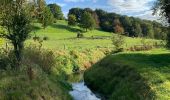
25;20;161;50
0;20;169;100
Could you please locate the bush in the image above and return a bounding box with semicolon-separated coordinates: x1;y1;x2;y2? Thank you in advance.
0;49;17;69
23;45;56;73
112;34;125;52
77;32;84;38
33;36;40;41
43;36;49;41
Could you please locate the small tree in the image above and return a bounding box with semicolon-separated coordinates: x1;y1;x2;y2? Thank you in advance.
68;14;77;26
112;34;125;52
79;12;96;31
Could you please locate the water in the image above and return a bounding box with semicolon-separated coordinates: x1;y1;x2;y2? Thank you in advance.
69;81;101;100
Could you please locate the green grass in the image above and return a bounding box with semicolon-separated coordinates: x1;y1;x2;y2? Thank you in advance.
84;48;170;100
0;20;168;100
24;20;161;50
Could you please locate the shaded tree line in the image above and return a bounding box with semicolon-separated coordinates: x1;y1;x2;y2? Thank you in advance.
68;8;168;40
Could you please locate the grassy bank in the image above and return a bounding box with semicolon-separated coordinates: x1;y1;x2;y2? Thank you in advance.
84;49;170;100
0;47;73;100
0;44;108;99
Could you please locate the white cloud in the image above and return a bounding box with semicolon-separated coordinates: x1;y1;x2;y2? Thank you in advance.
57;3;67;7
107;0;158;20
64;0;98;3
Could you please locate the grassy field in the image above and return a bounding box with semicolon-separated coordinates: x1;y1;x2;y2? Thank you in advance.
23;20;161;50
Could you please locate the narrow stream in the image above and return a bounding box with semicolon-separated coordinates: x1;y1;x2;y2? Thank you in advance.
68;73;101;100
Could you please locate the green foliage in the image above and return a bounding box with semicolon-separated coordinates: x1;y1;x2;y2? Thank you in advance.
153;0;170;23
94;9;168;39
0;46;72;100
112;34;125;51
68;14;77;26
0;0;31;64
23;45;56;73
79;12;96;31
48;3;64;20
40;7;54;29
68;8;84;23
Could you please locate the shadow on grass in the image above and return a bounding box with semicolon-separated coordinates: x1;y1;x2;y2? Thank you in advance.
50;24;82;33
32;25;41;31
84;52;170;100
116;53;170;68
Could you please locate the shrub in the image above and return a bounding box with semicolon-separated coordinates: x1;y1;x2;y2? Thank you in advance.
33;36;40;41
77;32;84;38
112;34;125;52
43;36;49;41
23;45;56;73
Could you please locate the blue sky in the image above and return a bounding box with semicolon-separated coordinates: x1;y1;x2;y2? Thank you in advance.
46;0;158;20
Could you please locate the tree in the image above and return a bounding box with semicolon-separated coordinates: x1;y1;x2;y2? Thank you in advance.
48;4;64;20
79;12;96;31
39;7;54;29
119;16;132;36
113;19;124;34
68;14;77;26
112;34;125;52
132;22;142;37
0;0;52;66
154;0;170;23
141;22;154;38
153;0;170;47
0;0;31;65
68;8;84;23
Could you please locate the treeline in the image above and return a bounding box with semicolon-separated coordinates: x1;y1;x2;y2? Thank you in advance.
68;8;168;40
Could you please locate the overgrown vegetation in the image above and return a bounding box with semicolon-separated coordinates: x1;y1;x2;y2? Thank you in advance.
0;45;72;100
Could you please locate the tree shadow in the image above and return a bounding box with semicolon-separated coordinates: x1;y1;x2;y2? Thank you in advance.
50;24;82;33
32;25;41;31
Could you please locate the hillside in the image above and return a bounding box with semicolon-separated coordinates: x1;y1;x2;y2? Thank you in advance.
25;20;161;50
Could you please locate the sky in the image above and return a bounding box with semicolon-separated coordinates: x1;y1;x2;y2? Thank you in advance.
46;0;159;21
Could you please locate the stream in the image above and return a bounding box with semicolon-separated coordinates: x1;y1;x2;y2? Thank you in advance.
68;73;101;100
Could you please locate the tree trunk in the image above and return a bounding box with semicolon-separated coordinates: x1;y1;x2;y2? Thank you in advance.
13;42;23;67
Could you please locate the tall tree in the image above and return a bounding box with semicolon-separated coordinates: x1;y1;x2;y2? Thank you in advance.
48;3;64;20
113;19;124;34
79;12;96;31
154;0;170;47
154;0;170;23
119;16;132;36
68;14;77;26
68;8;83;23
0;0;31;65
40;7;54;29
